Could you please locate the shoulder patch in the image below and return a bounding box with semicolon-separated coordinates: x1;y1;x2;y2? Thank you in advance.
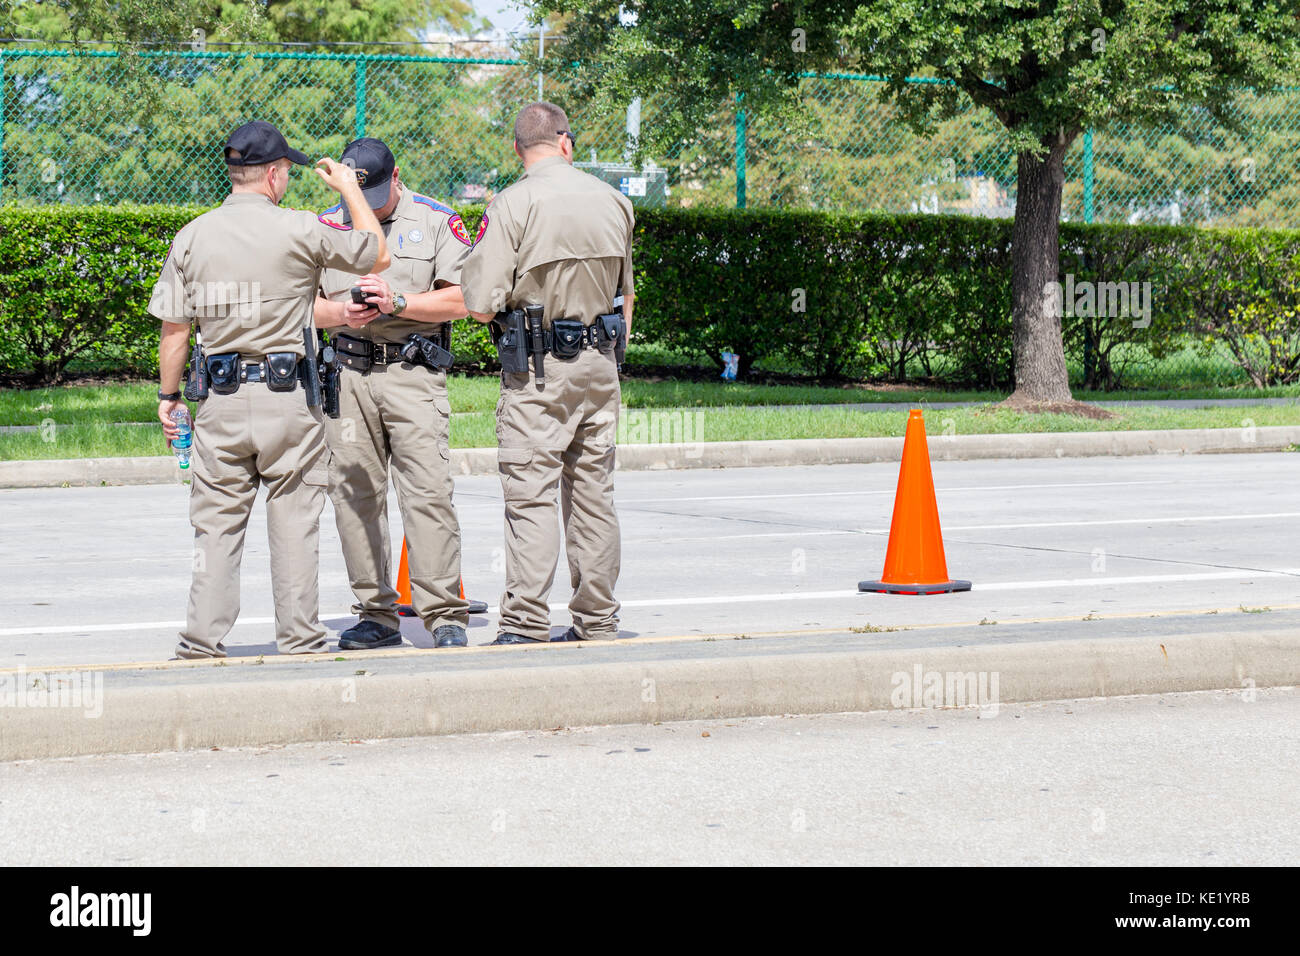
412;194;457;217
474;213;489;244
448;214;473;247
317;203;348;230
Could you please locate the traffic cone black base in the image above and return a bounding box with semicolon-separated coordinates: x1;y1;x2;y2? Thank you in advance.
859;579;971;595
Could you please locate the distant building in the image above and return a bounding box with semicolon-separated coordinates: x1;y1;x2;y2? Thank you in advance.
910;174;1014;218
454;183;491;204
948;175;1014;218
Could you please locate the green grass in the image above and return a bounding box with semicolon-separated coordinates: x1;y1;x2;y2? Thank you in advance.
5;403;1296;461
0;421;166;460
3;377;1297;427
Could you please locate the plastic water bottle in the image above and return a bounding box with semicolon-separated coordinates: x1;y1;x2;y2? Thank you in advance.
170;407;192;470
721;351;740;382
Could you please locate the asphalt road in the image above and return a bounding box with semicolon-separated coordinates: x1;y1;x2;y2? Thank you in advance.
1;451;1297;666
1;687;1293;866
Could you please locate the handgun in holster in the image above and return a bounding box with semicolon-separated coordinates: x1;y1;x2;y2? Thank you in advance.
184;329;210;401
318;330;341;418
401;332;455;370
492;308;530;375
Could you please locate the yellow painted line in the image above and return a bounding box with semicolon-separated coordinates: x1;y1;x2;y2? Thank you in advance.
3;602;1297;676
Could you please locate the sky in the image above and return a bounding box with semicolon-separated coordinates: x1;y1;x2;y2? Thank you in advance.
473;0;534;40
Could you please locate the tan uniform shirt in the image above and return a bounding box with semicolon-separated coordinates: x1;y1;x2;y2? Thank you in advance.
148;192;379;357
318;188;473;344
460;155;635;326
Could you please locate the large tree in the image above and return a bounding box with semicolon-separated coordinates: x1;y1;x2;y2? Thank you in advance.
1;1;480;46
537;1;1299;408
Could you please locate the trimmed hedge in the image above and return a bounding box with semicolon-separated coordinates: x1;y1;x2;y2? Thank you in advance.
0;205;194;383
2;203;1298;387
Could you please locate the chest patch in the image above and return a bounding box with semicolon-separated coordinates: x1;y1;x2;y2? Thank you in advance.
407;228;423;244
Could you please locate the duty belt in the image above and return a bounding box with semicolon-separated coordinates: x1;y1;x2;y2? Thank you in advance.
205;351;303;395
239;360;277;383
335;336;406;368
529;321;614;356
560;323;608;352
334;325;451;372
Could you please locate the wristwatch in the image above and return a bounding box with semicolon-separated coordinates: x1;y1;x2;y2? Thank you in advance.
158;389;182;401
391;292;407;317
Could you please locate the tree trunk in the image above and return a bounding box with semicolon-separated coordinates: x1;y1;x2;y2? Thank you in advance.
1008;142;1073;404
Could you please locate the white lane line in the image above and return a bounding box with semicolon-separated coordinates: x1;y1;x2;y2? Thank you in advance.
974;568;1300;591
622;479;1174;504
4;567;1296;636
644;512;1300;544
945;512;1300;532
615;568;1299;606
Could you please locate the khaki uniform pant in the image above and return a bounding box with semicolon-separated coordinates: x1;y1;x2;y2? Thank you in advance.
178;385;329;659
496;345;621;641
326;361;468;633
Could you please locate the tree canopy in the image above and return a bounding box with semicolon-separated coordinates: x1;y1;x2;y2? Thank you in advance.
1;1;482;46
537;0;1300;405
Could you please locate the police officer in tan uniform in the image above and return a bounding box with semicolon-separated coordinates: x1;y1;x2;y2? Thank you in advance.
314;138;473;650
461;102;635;644
152;120;389;659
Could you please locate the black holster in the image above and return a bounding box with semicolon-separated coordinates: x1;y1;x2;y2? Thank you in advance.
320;334;341;419
493;309;530;375
401;331;455;370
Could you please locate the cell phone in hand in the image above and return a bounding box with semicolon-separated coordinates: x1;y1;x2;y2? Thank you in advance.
350;286;370;305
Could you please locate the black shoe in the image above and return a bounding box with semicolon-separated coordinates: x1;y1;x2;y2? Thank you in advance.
551;627;581;642
433;624;468;648
338;619;402;650
489;632;545;645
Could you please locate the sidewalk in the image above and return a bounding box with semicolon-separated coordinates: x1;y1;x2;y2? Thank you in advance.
3;424;1299;487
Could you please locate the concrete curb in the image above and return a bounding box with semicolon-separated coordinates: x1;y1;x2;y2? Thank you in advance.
2;425;1297;488
1;628;1294;760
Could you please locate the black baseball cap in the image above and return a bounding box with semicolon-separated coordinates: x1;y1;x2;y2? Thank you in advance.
341;138;396;210
224;120;310;166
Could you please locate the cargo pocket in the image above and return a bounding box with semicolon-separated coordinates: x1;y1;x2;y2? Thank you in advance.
304;456;330;488
497;445;534;501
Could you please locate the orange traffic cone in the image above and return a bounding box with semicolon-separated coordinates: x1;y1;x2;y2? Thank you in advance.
859;409;971;595
394;536;488;615
396;536;417;616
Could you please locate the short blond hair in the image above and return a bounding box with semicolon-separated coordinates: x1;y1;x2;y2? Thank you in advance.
226;153;289;187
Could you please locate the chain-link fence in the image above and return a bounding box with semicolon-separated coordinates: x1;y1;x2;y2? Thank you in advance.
2;47;1299;228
